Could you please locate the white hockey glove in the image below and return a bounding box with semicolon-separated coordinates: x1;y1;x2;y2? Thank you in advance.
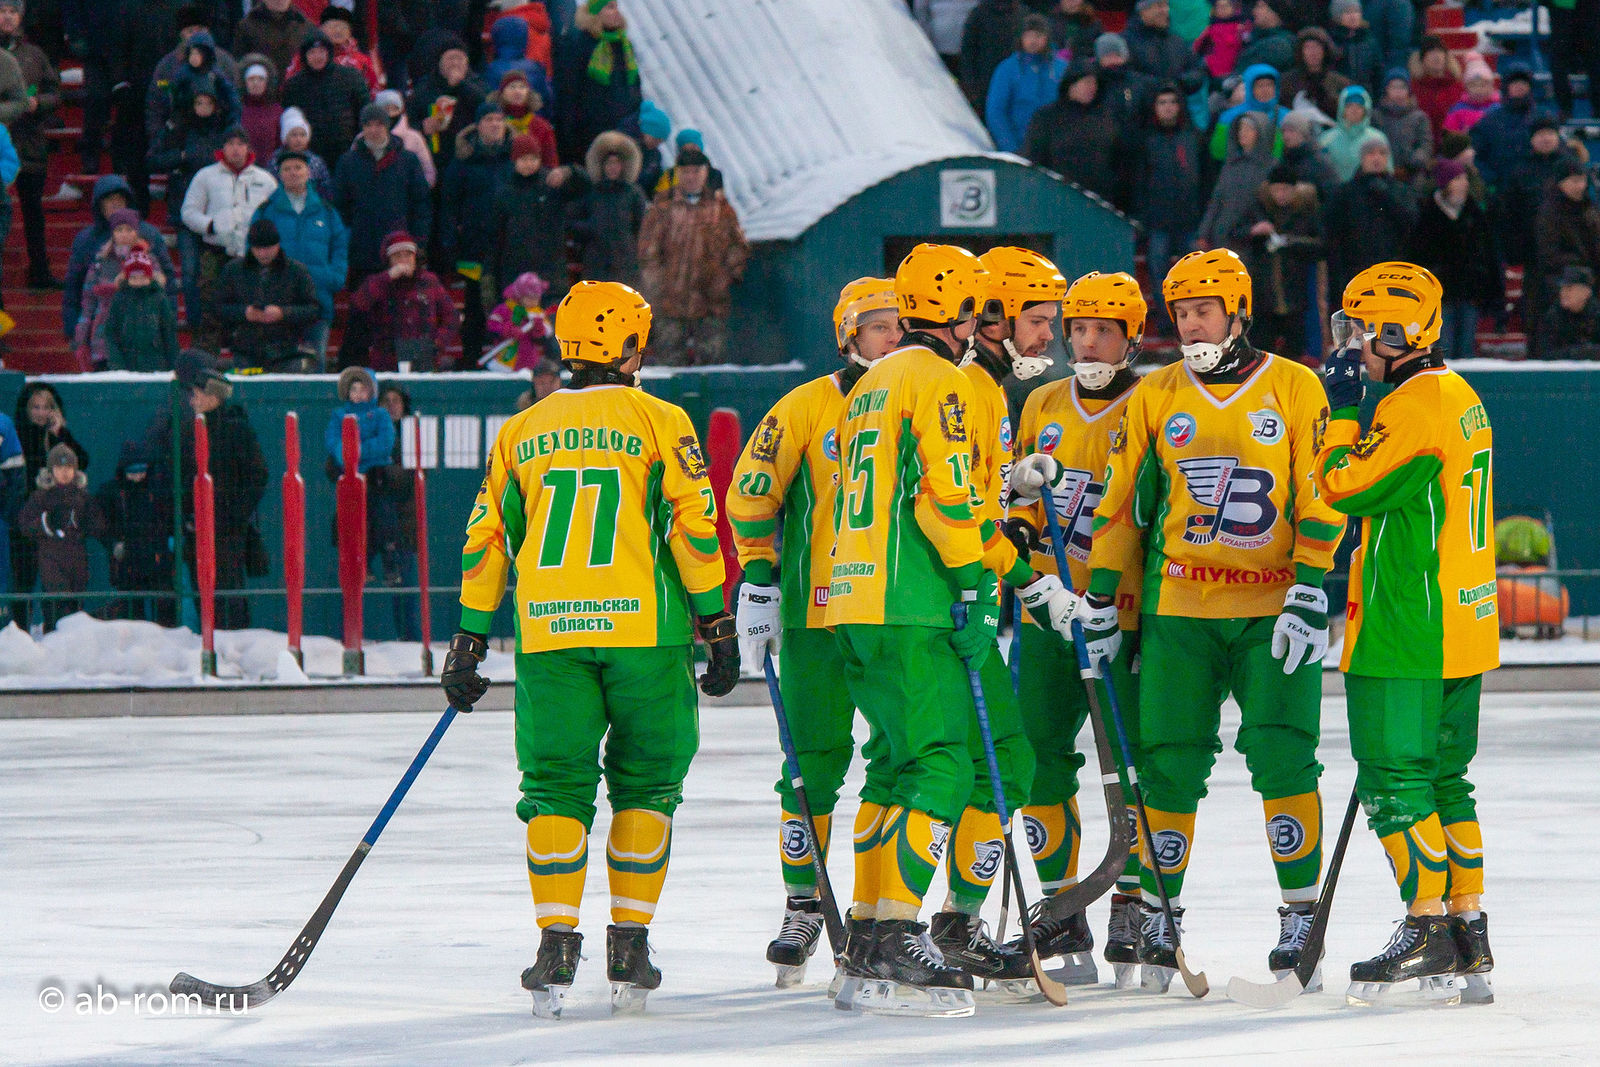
1017;572;1079;642
736;582;782;666
1270;583;1328;674
1071;594;1122;676
1007;452;1063;506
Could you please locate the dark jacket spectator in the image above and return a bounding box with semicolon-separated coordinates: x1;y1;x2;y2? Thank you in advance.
146;24;242;145
17;444;105;630
1406;161;1501;309
1276;27;1347;120
252;162;349;324
1372;69;1433;182
1234;169;1323;358
1534;161;1600;300
1234;0;1296;74
1047;0;1102;61
333;120;433;278
1279;109;1339;202
63;177;177;339
408;33;489;168
1025;61;1121;202
104;251;180;372
1327;0;1381;101
1410;38;1462;150
153;30;242;138
215;220;321;370
493;134;590;299
985;18;1066;154
1133;83;1204;237
281;31;370;167
0;17;59;177
1123;0;1204;92
94;439;174;624
146;75;234;222
552;2;641;162
1540;266;1600;360
638;146;750;323
494;68;558;159
74;228;152;371
230;0;312;78
348;231;461;371
281;6;383;93
1095;36;1161;133
1469;63;1551;191
958;0;1027;109
14;382;88;490
237;52;283;163
580;130;649;287
1494;120;1573;270
1325;137;1417;292
440;110;516;267
1200;111;1276;252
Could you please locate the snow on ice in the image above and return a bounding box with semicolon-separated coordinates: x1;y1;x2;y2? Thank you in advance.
4;693;1598;1063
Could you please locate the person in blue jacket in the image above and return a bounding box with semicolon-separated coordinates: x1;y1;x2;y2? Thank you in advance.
985;14;1066;154
483;14;554;119
252;148;349;365
0;120;17;309
1209;62;1288;161
325;365;400;583
0;409;24;612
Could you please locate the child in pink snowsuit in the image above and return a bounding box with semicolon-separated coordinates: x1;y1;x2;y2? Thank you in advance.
486;272;556;370
1194;0;1248;82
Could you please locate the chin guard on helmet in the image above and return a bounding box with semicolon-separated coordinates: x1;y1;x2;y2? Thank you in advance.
977;246;1067;377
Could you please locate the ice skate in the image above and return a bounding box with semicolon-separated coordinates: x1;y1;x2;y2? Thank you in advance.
1269;904;1322;993
829;916;873;1000
932;910;1037;1000
766;895;824;988
1104;893;1142;989
1137;902;1184;994
1012;895;1098;987
1346;915;1463;1006
521;929;582;1019
606;924;661;1014
838;919;976;1017
1451;912;1494;1005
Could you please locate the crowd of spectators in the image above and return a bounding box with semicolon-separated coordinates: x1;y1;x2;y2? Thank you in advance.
941;0;1600;360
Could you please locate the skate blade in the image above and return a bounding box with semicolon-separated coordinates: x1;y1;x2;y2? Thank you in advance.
1273;964;1323;994
774;961;808;989
1141;965;1175;994
609;982;652;1015
1112;962;1139;990
844;978;977;1018
1345;974;1462;1008
1458;973;1494;1005
833;974;861;1010
1044;952;1100;987
976;977;1044;1002
827;964;847;1000
528;985;569;1019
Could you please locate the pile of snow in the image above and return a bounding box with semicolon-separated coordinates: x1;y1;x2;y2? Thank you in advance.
0;614;517;689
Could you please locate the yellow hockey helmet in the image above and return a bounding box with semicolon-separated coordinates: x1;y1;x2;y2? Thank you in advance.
894;243;990;325
978;246;1068;321
1341;261;1444;351
1162;248;1252;320
553;280;652;364
833;276;898;350
1063;270;1148;345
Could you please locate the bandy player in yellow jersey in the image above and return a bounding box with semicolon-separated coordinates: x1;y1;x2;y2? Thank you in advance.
726;277;902;986
1005;271;1148;987
1313;264;1499;1007
924;246;1067;991
440;281;739;1018
826;244;1076;1017
1079;249;1346;993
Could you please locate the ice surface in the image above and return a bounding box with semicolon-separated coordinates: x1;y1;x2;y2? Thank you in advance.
4;694;1598;1064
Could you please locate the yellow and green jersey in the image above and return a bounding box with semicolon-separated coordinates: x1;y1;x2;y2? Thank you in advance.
1012;376;1143;631
1314;367;1499;679
1089;354;1344;618
727;372;847;629
823;342;1002;629
961;360;1024;589
459;384;727;652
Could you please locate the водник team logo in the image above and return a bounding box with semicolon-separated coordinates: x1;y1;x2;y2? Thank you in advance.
1247;409;1284;444
1151;829;1189;870
928;822;951;861
1022;813;1049;855
970;839;1005;881
779;819;811;861
1176;456;1278;549
1038;422;1062;454
1165;412;1196;447
1266;814;1306;857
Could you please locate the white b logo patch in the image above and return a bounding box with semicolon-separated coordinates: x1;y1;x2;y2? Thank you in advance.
970;839;1005;881
779;819;811;861
1266;814;1306;857
1022;813;1048;856
1152;829;1189;870
928;822;951;862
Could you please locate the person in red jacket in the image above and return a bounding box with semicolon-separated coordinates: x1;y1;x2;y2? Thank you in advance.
348;230;461;370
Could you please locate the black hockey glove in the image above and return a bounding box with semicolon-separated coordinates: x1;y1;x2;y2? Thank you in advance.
695;611;740;697
441;631;489;712
1322;313;1365;412
1000;516;1038;560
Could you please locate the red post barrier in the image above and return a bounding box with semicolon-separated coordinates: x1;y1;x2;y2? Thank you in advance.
706;407;742;607
193;414;217;677
412;416;433;676
336;414;367;676
282;412;306;667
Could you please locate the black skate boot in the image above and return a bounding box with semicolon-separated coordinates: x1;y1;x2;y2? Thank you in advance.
931;910;1035;997
1268;904;1322;992
1104;893;1142;989
766;895;824;988
1136;902;1184;994
605;924;662;1015
521;929;583;1019
1010;896;1097;986
842;919;975;1017
1347;914;1463;1006
830;915;874;1002
1451;912;1494;1004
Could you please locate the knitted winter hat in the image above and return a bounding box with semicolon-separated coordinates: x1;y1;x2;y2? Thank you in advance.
244;63;270;83
107;208;141;231
675;144;709;168
359;102;389;127
1433;158;1467;187
503;271;550;304
375;89;404;114
511;133;541;162
1560;265;1595;289
223;124;251;146
1095;33;1129;62
122;250;156;280
499;69;530;90
280;106;311;139
638;100;671;141
320;5;354;26
1532;114;1562;135
382;231;419;259
47;443;78;470
674;127;703;149
248;218;280;248
1383;67;1410;90
477;98;504;120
